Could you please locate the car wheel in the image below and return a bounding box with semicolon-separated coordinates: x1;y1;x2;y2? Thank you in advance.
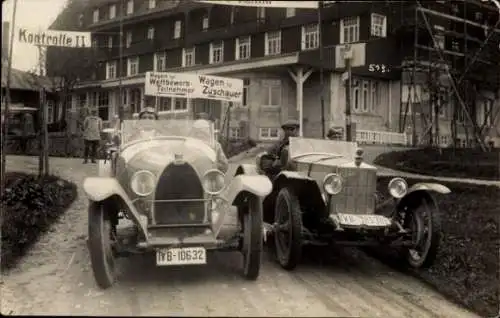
401;196;442;269
88;201;117;289
240;196;263;280
274;187;302;270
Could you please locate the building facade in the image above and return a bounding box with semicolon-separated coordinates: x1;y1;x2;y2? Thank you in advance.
47;0;500;146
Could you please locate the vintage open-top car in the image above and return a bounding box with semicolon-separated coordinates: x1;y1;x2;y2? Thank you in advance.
235;137;450;271
82;119;271;289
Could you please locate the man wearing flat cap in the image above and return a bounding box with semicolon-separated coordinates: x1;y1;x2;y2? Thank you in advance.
262;119;300;175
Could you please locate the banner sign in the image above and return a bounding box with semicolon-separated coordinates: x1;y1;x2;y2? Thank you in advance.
17;27;91;48
145;72;243;103
194;1;320;8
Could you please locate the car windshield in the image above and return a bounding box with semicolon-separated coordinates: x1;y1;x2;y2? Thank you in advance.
120;119;216;148
288;137;358;161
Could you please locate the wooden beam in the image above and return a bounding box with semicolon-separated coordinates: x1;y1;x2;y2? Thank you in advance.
417;7;500;34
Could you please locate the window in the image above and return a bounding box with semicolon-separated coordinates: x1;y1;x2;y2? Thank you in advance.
434;34;445;49
481;99;494;126
371;14;387;37
265;31;281;56
210;41;224;64
127;57;139;76
351;79;381;113
157;97;171;112
108;36;113;49
262;79;281;107
257;7;265;20
77;94;87;109
286;8;296;18
106;61;117;79
92;38;98;48
147;26;155;40
148;0;156;9
475;12;483;22
340;17;360;44
242;78;249;107
126;0;134;15
108;5;116;19
47;100;55;124
235;36;251;60
126;31;132;48
153;97;187;113
182;47;195;67
230;127;241;138
93;9;99;23
174;98;188;112
370;81;379;112
433;25;445;49
174;20;182;39
259;127;279;140
154;52;166;71
202;15;209;31
98;92;110;121
301;24;319;50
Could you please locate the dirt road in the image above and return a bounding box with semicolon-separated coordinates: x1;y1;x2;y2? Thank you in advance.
1;156;477;317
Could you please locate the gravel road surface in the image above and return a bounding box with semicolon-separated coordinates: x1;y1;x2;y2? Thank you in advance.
1;155;477;317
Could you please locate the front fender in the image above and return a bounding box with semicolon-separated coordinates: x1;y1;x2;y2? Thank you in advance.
83;177;129;202
83;177;148;240
276;170;312;181
223;174;272;205
407;183;451;195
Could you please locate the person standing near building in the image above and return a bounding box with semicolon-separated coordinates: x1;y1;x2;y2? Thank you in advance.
82;108;103;164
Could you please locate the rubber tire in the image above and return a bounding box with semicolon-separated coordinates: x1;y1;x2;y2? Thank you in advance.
274;187;303;271
402;196;442;269
241;196;263;280
88;201;116;289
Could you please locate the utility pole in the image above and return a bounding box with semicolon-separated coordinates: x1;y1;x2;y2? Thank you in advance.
1;0;18;193
318;0;326;138
344;46;353;142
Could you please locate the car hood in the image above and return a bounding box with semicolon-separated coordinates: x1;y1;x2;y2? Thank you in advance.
119;138;217;178
293;156;377;170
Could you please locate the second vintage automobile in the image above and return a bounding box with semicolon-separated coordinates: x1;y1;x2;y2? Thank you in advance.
82;119;272;289
235;137;450;271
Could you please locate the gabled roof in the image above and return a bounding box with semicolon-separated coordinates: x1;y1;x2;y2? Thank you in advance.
1;67;53;92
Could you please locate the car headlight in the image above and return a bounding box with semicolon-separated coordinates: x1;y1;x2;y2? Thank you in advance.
130;170;156;197
388;177;408;199
202;169;226;195
323;173;343;195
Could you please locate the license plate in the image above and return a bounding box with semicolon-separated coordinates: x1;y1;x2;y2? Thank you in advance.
337;213;391;227
156;247;207;266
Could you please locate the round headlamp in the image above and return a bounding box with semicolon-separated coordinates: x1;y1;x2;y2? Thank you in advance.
323;173;343;195
202;169;226;195
388;177;408;199
130;170;156;197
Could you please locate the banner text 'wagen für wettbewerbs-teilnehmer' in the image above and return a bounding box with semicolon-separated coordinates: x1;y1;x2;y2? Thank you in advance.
17;28;91;48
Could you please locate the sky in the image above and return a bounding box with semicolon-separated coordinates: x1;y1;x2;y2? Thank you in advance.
2;0;68;72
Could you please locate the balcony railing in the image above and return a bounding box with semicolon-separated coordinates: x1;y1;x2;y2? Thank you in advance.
356;130;410;146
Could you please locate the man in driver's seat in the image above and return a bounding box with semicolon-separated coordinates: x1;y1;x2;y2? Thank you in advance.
263;119;299;175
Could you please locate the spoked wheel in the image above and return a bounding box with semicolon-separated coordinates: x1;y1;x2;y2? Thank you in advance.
88;201;117;289
401;196;442;269
274;187;302;270
239;196;263;280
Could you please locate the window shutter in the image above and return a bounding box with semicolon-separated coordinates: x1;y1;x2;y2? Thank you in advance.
235;37;240;60
301;26;305;50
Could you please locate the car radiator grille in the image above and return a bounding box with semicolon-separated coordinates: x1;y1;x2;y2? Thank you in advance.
153;163;205;225
329;167;377;215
